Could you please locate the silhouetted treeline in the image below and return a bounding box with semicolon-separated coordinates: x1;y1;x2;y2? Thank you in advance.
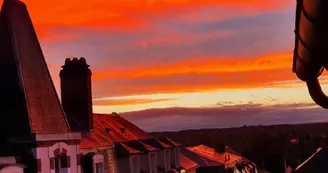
151;123;328;173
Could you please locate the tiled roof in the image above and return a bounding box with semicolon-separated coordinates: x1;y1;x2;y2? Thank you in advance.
123;140;158;152
80;113;152;149
158;137;181;147
180;153;199;170
114;143;142;156
180;148;222;167
0;0;69;136
186;145;242;165
156;139;172;148
140;138;172;149
183;144;257;173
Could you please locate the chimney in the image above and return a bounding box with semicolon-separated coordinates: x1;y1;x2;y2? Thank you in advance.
60;57;94;132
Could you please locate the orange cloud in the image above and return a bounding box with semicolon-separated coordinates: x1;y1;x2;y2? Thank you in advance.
34;24;83;42
92;68;300;98
93;52;292;80
88;52;301;97
135;30;233;48
13;0;294;30
47;51;305;98
93;98;177;106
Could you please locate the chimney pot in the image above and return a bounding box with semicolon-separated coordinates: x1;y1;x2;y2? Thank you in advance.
60;57;93;132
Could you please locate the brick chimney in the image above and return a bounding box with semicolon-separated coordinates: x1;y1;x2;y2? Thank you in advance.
60;57;94;132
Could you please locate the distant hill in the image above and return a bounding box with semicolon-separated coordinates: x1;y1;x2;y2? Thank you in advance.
151;122;328;173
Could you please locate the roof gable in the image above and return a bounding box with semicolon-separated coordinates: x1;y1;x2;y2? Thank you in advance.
180;153;199;170
0;0;69;136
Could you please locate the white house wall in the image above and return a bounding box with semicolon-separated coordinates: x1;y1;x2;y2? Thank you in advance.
164;149;171;171
0;165;24;173
174;148;181;168
157;150;165;170
34;142;81;173
169;147;180;169
139;154;150;172
148;152;157;173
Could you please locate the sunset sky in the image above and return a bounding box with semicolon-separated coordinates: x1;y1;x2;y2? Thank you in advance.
9;0;328;131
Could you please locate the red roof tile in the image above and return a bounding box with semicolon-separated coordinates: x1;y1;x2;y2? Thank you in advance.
123;140;158;152
180;154;199;170
0;0;70;135
158;137;181;147
140;138;172;149
115;143;142;156
180;148;222;167
186;145;242;165
119;143;140;154
139;141;158;151
156;139;171;148
80;113;152;149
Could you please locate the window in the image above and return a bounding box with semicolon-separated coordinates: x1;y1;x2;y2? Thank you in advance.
55;157;60;173
93;154;105;173
95;162;104;173
53;155;70;173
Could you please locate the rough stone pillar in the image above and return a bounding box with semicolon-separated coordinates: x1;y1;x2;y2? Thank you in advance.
97;145;119;173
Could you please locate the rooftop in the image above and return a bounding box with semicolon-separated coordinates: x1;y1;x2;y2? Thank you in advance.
0;0;69;136
186;145;242;164
80;113;152;149
180;153;199;170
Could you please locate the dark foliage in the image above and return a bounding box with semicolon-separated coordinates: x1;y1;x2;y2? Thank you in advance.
151;123;328;173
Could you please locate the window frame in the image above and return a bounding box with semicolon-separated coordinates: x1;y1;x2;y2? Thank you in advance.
93;154;105;173
54;154;70;173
